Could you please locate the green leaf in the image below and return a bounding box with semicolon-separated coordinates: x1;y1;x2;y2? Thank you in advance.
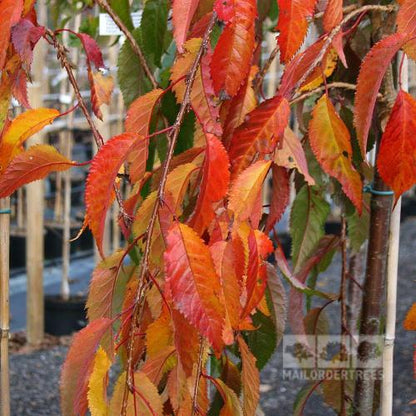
244;312;276;370
117;28;152;107
140;0;170;67
290;185;330;272
109;0;133;31
347;194;370;253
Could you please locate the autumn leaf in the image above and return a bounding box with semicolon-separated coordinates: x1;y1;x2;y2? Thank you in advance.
171;39;222;136
221;65;257;148
354;33;409;156
87;347;111;416
0;145;75;198
211;0;257;98
238;336;260;416
172;0;199;53
274;127;315;185
276;0;317;63
213;378;243;416
76;32;105;69
145;307;173;358
214;0;235;22
85;133;140;256
404;303;416;331
189;134;230;234
228;96;290;178
0;0;23;70
228;160;271;224
60;318;113;416
377;90;416;199
0;108;60;173
89;71;114;121
397;0;416;60
164;222;225;352
309;95;362;212
265;164;290;232
109;371;163;415
322;0;346;66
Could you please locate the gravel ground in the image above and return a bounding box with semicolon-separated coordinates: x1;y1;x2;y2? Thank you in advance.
9;218;416;415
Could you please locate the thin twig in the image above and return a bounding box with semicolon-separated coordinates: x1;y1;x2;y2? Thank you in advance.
253;44;279;93
95;0;158;89
46;29;132;227
313;4;358;20
296;4;397;90
120;12;218;415
290;82;358;104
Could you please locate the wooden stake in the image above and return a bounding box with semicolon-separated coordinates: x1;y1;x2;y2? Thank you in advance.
26;0;47;345
0;198;11;416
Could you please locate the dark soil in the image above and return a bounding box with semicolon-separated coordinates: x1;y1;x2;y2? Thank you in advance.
8;218;416;415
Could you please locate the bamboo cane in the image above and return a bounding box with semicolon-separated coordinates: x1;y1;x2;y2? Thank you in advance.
380;53;407;416
0;198;11;416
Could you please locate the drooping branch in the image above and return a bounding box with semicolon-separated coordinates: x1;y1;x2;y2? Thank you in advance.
253;43;279;93
95;0;158;89
120;12;218;415
46;29;132;226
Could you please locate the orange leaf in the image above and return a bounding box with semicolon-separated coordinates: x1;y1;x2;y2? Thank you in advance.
189;134;230;234
171;39;222;136
397;0;416;60
322;0;346;66
172;0;200;53
125;88;164;135
145;307;174;358
377;90;416;199
214;378;243;416
265;164;290;233
0;144;74;198
211;0;257;98
276;0;317;63
237;335;260;416
354;33;409;157
274;127;315;185
0;107;60;173
0;0;23;70
85;132;140;256
60;318;113;416
89;71;114;121
228;160;271;224
228;96;290;178
404;303;416;330
309;95;362;212
221;65;258;148
164;222;225;352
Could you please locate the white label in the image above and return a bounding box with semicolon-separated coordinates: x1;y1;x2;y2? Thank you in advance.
99;12;142;36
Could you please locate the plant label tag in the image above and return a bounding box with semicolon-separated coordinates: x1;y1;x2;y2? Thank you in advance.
99;12;142;36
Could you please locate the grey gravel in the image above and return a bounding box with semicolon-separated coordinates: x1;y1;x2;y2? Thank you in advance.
9;218;416;415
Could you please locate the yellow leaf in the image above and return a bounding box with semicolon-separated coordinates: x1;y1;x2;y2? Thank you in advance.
88;347;111;416
0;108;59;174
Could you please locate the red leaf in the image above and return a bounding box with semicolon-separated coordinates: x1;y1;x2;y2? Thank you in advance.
89;71;114;121
309;95;362;212
60;318;112;416
274;127;315;185
11;18;45;70
265;164;290;232
164;222;225;352
228;160;271;224
211;0;257;98
237;336;260;416
397;0;416;60
0;0;23;70
0;144;74;198
172;0;200;53
228;96;289;178
276;0;317;63
354;33;409;157
323;0;342;32
76;32;104;69
214;0;235;22
279;38;325;98
189;134;230;234
377;90;416;199
85;133;140;256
